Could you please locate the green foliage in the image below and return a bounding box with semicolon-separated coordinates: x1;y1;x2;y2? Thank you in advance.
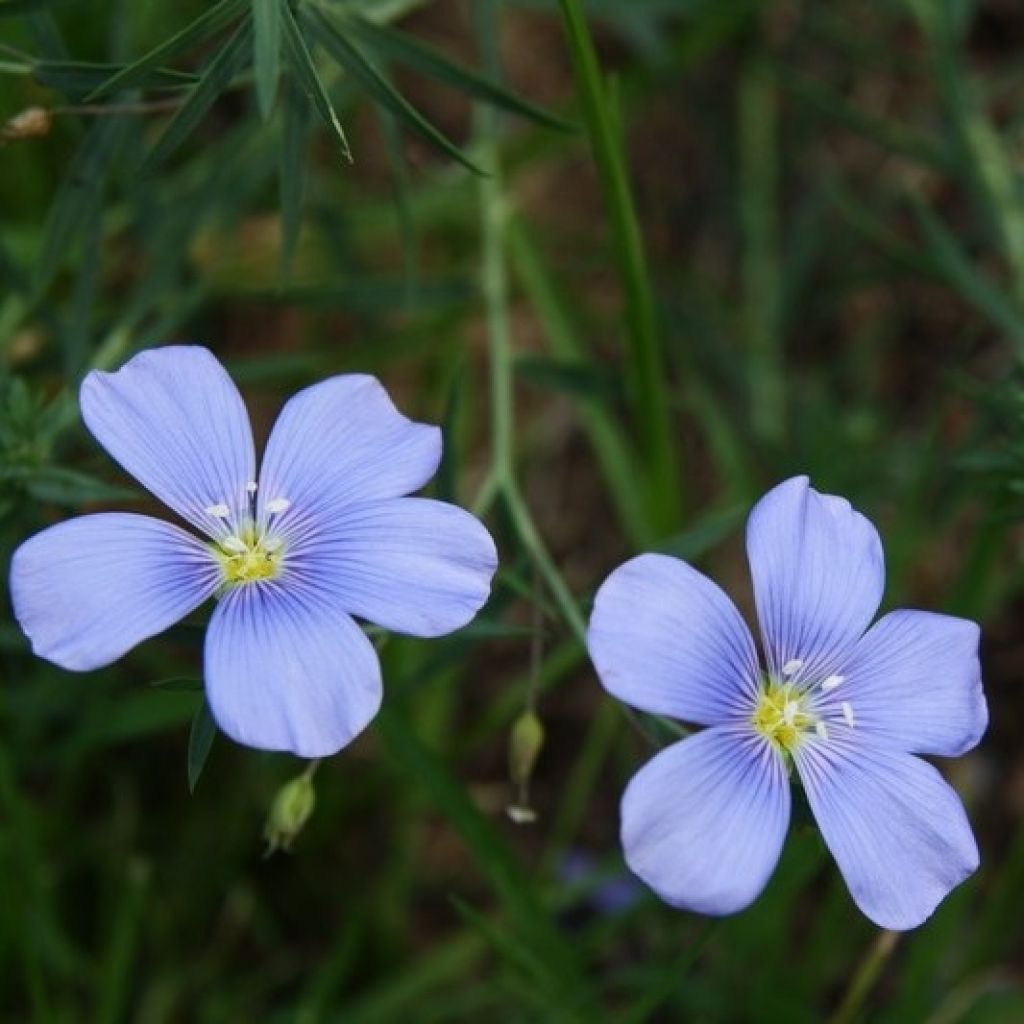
2;0;1024;1020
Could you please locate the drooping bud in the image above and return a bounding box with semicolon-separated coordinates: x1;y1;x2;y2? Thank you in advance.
263;769;316;855
509;710;544;788
2;107;52;141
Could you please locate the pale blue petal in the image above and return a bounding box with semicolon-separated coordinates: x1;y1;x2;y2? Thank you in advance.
256;374;441;532
747;476;885;681
621;727;790;915
839;610;987;756
795;741;979;930
283;498;496;637
80;346;256;538
10;513;219;671
588;554;760;725
204;580;382;757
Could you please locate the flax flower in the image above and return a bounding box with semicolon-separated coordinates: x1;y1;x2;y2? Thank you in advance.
11;346;497;757
588;476;986;930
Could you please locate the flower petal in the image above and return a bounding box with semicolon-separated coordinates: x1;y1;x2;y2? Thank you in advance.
588;554;761;725
621;727;791;915
10;513;219;671
80;346;256;538
284;498;496;637
838;610;987;756
204;581;382;757
795;741;979;930
747;476;885;681
256;375;441;531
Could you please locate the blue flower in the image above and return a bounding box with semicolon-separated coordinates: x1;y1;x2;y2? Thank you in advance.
588;476;987;930
11;346;497;757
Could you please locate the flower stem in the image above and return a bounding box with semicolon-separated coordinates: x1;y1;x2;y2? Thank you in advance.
829;929;900;1024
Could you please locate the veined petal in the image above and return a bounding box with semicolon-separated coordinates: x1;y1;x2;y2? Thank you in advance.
747;476;885;681
81;346;256;538
588;554;761;725
284;498;496;637
839;610;987;756
621;727;790;915
256;375;441;532
204;581;382;757
10;513;219;671
795;741;979;930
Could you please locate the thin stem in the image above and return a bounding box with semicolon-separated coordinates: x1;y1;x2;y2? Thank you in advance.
829;929;900;1024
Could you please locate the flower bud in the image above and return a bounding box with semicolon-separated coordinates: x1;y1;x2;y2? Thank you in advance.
509;709;544;788
263;770;316;855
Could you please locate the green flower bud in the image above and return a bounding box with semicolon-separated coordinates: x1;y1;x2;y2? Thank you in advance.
509;710;545;788
264;770;316;855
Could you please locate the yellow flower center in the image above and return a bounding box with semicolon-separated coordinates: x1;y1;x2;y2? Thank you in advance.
214;524;284;586
752;682;816;754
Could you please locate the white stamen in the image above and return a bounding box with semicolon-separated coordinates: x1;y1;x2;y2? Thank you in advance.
842;701;855;728
246;481;258;495
782;658;803;676
266;497;291;514
205;503;231;518
821;674;844;693
783;701;799;725
263;535;283;553
221;536;248;554
815;721;829;742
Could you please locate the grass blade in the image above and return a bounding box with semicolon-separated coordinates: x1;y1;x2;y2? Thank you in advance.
252;0;281;120
345;12;571;131
278;66;312;276
306;7;481;174
281;3;352;165
556;0;680;534
84;0;247;101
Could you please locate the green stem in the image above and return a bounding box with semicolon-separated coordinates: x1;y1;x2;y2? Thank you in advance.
829;930;900;1024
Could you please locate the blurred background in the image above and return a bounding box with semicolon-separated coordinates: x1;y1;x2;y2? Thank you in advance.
2;0;1024;1020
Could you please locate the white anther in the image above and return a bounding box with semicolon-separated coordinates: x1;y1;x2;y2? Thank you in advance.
263;536;283;553
205;503;231;518
266;497;291;514
821;674;844;693
246;481;258;495
841;701;855;728
221;536;248;554
783;701;799;725
782;659;803;676
815;721;829;742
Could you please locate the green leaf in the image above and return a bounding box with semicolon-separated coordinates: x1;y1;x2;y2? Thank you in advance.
148;677;203;692
344;13;571;131
187;700;217;793
20;466;140;505
281;3;352;164
32;116;125;298
252;0;281;120
84;0;247;101
139;17;253;174
33;59;196;95
305;7;481;174
278;67;312;276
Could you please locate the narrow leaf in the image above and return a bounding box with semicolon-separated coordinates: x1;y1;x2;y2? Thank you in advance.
252;0;281;120
187;699;217;793
345;13;571;131
85;0;247;101
34;59;196;95
139;17;253;174
306;7;481;174
279;68;312;276
281;3;352;164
